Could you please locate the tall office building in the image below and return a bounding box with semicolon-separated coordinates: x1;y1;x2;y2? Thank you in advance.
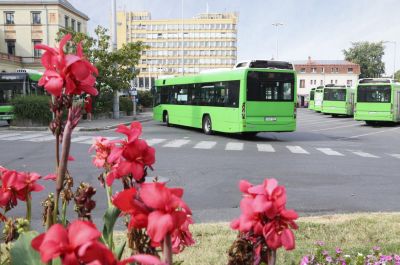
117;11;238;90
0;0;88;72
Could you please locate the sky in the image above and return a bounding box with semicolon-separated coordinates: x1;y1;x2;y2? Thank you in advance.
68;0;400;76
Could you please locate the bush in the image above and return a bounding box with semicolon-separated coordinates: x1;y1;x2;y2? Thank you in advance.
93;89;113;115
11;95;52;125
119;96;133;114
138;90;153;107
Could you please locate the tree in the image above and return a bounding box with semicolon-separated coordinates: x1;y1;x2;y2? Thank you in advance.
343;41;385;78
57;26;146;118
394;70;400;81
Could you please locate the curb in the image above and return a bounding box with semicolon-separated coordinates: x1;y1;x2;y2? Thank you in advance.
7;117;153;132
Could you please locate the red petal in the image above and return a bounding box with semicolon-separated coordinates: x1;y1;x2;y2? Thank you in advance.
239;180;253;193
123;254;163;265
69;60;90;80
31;233;45;251
281;228;295;250
147;211;174;243
68;220;101;248
252;195;272;213
68;155;75;161
112;188;137;212
281;209;298;220
59;34;72;56
45;77;64;96
44;173;57;181
140;183;169;210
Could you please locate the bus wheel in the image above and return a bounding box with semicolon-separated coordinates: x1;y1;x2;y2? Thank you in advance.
163;111;170;127
365;121;375;126
6;120;11;125
202;115;213;135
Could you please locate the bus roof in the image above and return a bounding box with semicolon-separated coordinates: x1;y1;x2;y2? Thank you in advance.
155;67;295;86
358;78;394;84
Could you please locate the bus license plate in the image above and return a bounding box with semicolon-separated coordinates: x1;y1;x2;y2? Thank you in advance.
265;117;277;121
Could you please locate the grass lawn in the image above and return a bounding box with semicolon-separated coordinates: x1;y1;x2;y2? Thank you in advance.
117;213;400;265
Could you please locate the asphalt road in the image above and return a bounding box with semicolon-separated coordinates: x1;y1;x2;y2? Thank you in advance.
1;108;399;229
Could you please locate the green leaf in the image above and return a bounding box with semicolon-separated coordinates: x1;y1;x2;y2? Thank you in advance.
115;241;126;260
102;206;121;250
10;231;41;265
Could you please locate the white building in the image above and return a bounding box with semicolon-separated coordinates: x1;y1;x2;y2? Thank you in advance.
293;57;360;106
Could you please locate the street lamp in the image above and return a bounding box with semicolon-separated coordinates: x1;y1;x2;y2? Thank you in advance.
383;41;397;79
272;22;284;60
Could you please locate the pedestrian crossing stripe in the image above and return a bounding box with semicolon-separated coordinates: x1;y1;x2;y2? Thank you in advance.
0;133;394;159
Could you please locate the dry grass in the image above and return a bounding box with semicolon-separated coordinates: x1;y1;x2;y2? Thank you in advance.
117;212;400;265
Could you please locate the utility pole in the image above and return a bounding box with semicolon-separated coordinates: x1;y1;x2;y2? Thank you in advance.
181;0;184;76
272;22;283;60
111;0;119;119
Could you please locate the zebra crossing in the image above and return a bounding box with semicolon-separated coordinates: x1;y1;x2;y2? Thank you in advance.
0;131;399;160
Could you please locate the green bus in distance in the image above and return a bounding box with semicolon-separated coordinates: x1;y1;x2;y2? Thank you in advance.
354;78;400;125
321;84;355;117
313;86;324;112
308;88;316;110
0;70;43;124
153;60;297;135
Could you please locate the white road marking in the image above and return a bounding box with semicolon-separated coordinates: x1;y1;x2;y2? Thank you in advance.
26;135;55;142
78;136;120;145
0;133;47;141
145;138;167;146
225;142;244;151
163;139;190;148
389;154;400;159
193;141;216;149
0;133;21;139
300;119;349;126
316;148;344;156
339;127;400;139
286;145;309;154
257;144;275;152
311;124;360;132
351;151;379;158
71;136;95;143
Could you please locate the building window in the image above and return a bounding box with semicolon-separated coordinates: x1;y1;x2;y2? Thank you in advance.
321;67;324;73
311;67;316;73
310;80;313;85
320;80;323;86
300;68;306;73
347;68;353;73
5;12;14;24
71;19;76;31
335;80;338;84
300;79;305;88
330;80;333;84
77;22;81;32
65;16;69;28
347;80;353;86
6;40;16;55
33;40;42;57
32;12;41;24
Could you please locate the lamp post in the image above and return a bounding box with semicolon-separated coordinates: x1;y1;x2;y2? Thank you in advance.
111;0;119;119
383;41;397;79
272;22;283;60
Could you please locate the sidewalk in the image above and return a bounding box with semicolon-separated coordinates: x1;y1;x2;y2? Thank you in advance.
8;112;153;132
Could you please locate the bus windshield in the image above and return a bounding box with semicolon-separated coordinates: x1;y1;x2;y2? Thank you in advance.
357;85;391;103
324;88;346;101
247;71;294;101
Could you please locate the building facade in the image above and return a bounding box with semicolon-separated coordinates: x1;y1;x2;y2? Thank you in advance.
0;0;88;72
293;58;361;106
117;11;238;90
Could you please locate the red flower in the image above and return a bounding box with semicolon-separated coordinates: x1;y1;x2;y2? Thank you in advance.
0;170;25;209
112;188;149;229
31;220;101;264
35;34;98;97
140;183;193;245
263;209;298;250
107;122;155;185
79;240;164;265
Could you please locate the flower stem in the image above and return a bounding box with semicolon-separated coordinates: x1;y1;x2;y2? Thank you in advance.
162;233;173;265
267;249;276;265
105;181;113;208
26;191;31;228
54;110;73;224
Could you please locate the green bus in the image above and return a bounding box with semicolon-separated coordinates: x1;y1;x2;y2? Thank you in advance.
0;70;43;124
314;86;324;112
321;84;355;116
354;78;400;125
308;88;316;110
153;60;297;135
